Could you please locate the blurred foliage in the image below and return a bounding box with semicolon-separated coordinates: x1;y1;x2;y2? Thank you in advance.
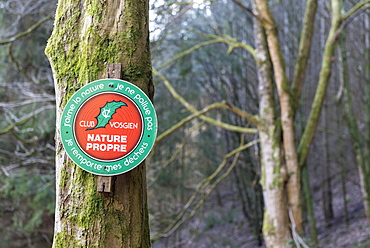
0;0;56;247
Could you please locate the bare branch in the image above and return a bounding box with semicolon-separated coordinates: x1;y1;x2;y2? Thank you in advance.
0;105;54;135
0;14;53;45
203;33;256;57
157;34;255;70
342;0;370;22
165;4;194;28
231;0;261;21
0;96;55;108
156;101;259;143
153;69;258;133
156;102;226;143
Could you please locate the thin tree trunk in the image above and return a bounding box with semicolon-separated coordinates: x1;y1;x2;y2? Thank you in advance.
45;0;152;247
363;12;370;223
336;108;349;226
291;0;318;112
322;102;334;224
298;0;342;167
338;18;370;222
302;166;318;247
254;15;292;247
254;0;303;235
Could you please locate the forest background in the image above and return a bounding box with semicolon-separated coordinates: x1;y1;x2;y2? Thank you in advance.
0;0;369;247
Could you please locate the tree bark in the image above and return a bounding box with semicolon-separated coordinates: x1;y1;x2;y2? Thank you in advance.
45;0;152;247
254;15;292;247
298;0;342;167
363;11;370;223
338;21;370;223
254;0;303;235
291;0;318;112
322;102;334;224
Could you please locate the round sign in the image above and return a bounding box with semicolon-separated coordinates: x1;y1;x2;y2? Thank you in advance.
60;79;157;176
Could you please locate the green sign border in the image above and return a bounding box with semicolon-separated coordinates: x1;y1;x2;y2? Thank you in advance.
60;79;157;176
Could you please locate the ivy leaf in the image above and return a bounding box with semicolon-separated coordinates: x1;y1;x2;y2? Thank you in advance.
86;100;127;130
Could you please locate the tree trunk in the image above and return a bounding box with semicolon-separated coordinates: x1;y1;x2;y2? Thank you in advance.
362;11;370;223
338;19;370;223
45;0;152;247
297;0;342;167
254;16;292;247
254;0;303;235
302;166;318;247
291;0;318;111
322;102;334;224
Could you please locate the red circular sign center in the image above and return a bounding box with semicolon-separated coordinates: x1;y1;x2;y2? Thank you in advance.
74;92;143;161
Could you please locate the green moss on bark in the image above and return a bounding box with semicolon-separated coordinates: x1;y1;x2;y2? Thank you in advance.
53;230;79;248
262;212;275;236
47;1;152;247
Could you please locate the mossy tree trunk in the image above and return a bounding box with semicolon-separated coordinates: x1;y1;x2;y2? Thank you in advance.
254;0;304;240
338;18;370;223
252;0;368;247
45;0;152;247
297;0;342;166
254;12;292;247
